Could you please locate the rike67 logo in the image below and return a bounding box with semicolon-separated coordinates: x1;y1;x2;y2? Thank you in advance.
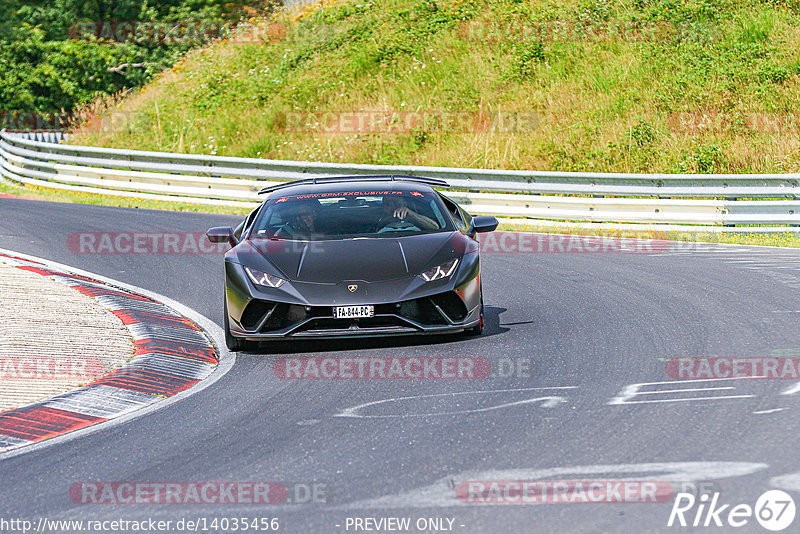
668;490;796;531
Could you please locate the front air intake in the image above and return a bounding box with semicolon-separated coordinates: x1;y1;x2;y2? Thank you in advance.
429;291;468;322
240;300;276;331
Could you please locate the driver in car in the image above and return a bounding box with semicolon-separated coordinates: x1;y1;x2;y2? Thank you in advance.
376;194;438;231
275;201;319;239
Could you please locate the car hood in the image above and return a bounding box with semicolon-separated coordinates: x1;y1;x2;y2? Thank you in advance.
238;232;462;284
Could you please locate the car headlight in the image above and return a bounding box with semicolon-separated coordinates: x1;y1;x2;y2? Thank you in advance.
420;259;459;282
245;266;287;288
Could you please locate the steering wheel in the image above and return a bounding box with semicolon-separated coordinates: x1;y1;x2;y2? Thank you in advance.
275;223;310;239
376;217;418;233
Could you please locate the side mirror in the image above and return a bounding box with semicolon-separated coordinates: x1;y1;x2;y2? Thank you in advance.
467;216;498;237
206;226;237;247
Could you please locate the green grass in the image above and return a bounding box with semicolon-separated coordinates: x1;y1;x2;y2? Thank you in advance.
70;0;800;174
19;0;800;247
499;221;800;248
0;180;251;215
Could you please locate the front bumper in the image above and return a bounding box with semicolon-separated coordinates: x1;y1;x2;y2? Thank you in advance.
229;295;480;340
224;260;482;341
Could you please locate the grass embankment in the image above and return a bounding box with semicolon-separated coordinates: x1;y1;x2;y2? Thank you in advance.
9;0;800;247
71;0;800;174
501;221;800;248
0;181;250;215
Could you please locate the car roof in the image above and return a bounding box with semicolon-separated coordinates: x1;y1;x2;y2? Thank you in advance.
262;176;441;200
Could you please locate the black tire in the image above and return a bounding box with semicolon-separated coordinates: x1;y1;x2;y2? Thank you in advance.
224;298;254;352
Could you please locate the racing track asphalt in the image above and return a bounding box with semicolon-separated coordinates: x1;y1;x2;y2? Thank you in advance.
1;197;800;533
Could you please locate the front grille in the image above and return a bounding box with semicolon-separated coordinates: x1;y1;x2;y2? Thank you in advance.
262;303;300;331
398;298;444;325
398;292;468;325
243;290;468;334
259;303;333;331
296;316;401;332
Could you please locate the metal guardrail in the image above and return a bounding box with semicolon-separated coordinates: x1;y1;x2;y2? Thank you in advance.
4;132;69;144
2;130;800;228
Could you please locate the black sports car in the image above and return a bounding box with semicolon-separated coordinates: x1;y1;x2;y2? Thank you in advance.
206;176;498;351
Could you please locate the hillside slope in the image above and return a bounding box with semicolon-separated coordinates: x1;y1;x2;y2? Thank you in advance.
71;0;800;174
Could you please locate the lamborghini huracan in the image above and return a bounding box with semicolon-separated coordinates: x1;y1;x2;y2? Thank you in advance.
206;175;498;351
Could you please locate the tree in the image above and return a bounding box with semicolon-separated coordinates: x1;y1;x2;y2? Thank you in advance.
0;0;277;117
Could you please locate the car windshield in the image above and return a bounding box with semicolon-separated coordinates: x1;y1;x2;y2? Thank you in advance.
250;188;453;241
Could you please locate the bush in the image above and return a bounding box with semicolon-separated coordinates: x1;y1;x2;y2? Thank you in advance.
0;0;280;116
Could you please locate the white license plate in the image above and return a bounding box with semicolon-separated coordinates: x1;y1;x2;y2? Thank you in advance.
334;305;374;319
